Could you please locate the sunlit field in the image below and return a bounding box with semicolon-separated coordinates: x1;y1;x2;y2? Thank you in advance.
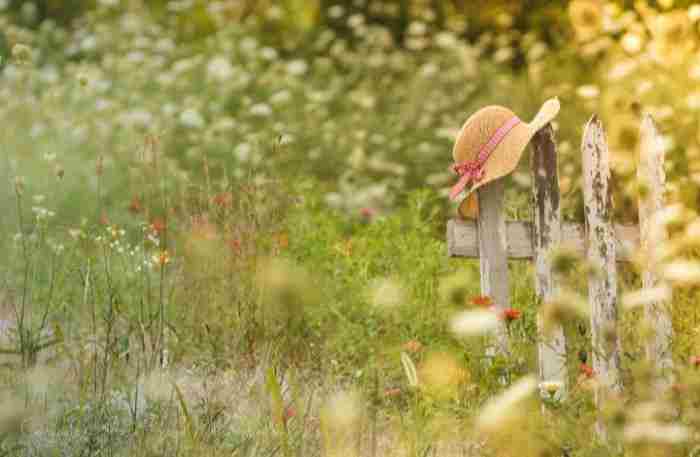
3;1;700;456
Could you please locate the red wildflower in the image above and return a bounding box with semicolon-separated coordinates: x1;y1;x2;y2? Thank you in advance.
283;406;296;423
228;238;242;254
150;217;166;235
672;383;688;394
403;340;422;354
212;192;233;208
99;211;110;226
360;207;377;219
471;295;493;307
579;363;594;378
501;308;521;322
128;196;143;214
689;355;700;367
384;388;402;398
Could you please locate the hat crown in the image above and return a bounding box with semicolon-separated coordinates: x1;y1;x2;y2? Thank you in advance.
452;106;517;163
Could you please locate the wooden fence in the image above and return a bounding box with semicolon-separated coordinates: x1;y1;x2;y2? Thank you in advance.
446;114;673;436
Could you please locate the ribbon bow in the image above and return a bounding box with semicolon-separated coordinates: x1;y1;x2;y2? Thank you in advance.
449;160;485;201
449;115;521;202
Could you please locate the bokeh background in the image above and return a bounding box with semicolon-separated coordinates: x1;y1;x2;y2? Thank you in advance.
2;1;700;456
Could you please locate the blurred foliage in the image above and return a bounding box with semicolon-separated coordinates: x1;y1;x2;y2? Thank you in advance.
3;1;700;456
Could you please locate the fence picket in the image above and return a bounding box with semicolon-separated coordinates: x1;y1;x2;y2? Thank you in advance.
582;115;622;439
477;180;510;356
638;114;674;389
531;125;567;398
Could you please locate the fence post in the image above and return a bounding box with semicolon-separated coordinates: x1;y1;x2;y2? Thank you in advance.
638;114;674;390
477;180;510;356
582;115;622;440
531;125;567;398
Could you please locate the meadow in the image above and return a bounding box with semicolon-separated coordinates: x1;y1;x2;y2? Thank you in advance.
2;1;700;456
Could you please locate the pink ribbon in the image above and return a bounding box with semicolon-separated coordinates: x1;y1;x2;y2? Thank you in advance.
449;115;521;201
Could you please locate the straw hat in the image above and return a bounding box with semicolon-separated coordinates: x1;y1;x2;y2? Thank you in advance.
449;98;561;218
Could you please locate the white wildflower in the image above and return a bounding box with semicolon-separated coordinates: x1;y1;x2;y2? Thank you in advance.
260;47;278;61
286;59;309;76
576;84;600;99
207;56;234;82
622;285;672;310
179;109;205;129
250;103;272;117
689;4;700;22
234;143;252;162
450;310;500;338
539;380;564;396
328;5;345;19
662;260;700;285
624;421;690;445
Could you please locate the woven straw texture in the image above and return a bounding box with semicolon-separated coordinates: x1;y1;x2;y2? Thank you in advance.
451;98;560;217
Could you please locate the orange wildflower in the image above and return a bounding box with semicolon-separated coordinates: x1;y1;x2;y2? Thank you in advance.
384;387;402;398
128;196;143;214
403;340;423;354
150;217;166;235
501;308;521;322
212;192;233;208
470;295;493;307
579;363;594;378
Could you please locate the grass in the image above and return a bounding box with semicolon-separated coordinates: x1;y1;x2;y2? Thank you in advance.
3;2;700;456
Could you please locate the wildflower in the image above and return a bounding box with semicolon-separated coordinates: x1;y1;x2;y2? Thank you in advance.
283;406;296;424
227;238;242;254
689;355;700;366
623;421;690;445
450;310;501;338
286;59;309;77
671;383;688;394
128;196;143;214
501;308;521;322
621;32;644;54
153;250;170;267
662;260;700;285
384;387;401;398
576;84;600;99
568;0;604;42
212;192;232;208
179;109;205;129
150;217;166;235
621;285;671;310
471;295;493;307
690;4;700;22
11;43;32;62
539;381;564;397
250;103;273;117
206;56;234;82
403;340;422;354
579;363;594;378
99;211;110;226
359;207;377;219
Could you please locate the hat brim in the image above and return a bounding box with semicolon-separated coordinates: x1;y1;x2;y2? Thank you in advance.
455;98;560;218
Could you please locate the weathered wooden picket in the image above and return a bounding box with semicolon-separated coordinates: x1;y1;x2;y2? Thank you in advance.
447;113;672;436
